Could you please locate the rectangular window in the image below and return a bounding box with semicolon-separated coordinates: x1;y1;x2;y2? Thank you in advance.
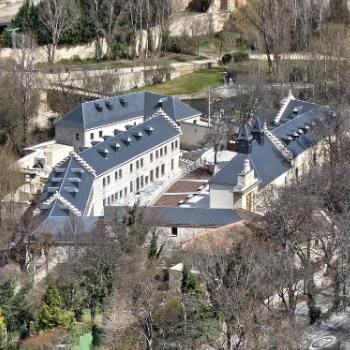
124;187;127;196
130;163;133;173
130;181;133;193
156;150;159;159
120;190;123;198
119;169;122;178
156;167;159;178
145;176;149;185
90;133;94;140
103;178;106;187
150;170;154;182
103;199;106;206
99;130;103;138
175;140;178;149
161;164;165;176
75;133;79;141
136;160;139;169
107;175;110;185
107;197;110;205
140;176;144;188
171;227;178;237
115;192;118;201
171;142;174;151
136;177;140;191
160;148;163;157
141;158;144;167
150;153;153;162
164;146;167;155
171;159;174;171
111;194;114;202
115;171;118;181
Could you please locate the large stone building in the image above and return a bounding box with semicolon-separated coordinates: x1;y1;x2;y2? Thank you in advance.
55;91;201;150
209;94;335;212
36;113;182;217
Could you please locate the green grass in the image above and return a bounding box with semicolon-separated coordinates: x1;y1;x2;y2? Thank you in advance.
126;66;226;95
74;333;93;350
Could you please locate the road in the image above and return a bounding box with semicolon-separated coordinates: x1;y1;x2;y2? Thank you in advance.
304;308;350;350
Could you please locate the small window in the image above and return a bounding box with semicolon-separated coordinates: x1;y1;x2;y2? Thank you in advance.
115;171;118;181
75;133;80;141
150;153;153;162
136;160;139;169
115;192;118;201
145;176;149;185
99;130;103;138
141;158;144;167
160;148;163;157
119;169;122;178
156;150;159;159
103;199;106;206
107;197;110;205
171;142;174;151
130;181;133;193
120;190;123;198
124;187;127;196
111;194;114;202
171;159;174;171
150;170;154;182
107;175;110;185
175;140;178;149
161;164;165;176
193;120;197;124
164;146;167;155
130;163;133;173
156;167;159;178
103;178;106;187
171;227;178;237
90;133;94;140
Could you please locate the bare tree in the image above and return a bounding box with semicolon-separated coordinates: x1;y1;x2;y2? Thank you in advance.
39;0;80;63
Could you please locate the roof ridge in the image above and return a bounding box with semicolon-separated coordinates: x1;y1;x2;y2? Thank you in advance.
264;125;293;161
71;152;96;176
273;93;295;124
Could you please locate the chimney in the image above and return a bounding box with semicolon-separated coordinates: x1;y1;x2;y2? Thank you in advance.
237;125;253;154
251;117;264;145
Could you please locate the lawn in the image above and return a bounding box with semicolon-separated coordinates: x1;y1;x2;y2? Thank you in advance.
127;66;226;95
74;333;93;350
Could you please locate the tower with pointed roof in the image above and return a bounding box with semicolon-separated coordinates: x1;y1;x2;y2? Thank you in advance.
237;125;253;154
251;117;264;145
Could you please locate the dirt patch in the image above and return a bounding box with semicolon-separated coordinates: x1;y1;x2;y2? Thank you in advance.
167;181;207;193
184;166;214;179
154;195;188;207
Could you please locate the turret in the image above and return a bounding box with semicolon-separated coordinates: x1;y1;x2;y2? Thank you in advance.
237;125;253;154
251;117;264;145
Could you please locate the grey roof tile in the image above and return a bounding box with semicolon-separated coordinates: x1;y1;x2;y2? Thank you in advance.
105;206;243;227
209;137;290;187
55;91;201;130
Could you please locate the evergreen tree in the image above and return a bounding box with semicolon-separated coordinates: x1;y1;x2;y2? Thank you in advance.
181;264;205;296
0;305;6;348
148;231;164;261
38;280;74;331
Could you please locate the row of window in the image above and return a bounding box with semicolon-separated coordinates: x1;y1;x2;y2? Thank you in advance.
103;159;175;206
102;139;179;187
90;122;139;142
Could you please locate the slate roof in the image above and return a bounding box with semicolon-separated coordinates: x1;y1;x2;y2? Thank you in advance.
38;114;181;217
209;137;290;187
78;114;181;176
105;206;243;227
271;99;334;157
32;215;101;242
55;91;201;130
210;98;335;187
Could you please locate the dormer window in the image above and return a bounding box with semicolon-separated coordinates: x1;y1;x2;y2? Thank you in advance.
105;101;113;109
120;97;128;106
95;102;103;111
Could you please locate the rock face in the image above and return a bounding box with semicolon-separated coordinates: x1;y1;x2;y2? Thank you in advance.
174;0;237;13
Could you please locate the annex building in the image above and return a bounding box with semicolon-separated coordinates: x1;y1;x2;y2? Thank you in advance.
55;91;201;150
209;93;335;212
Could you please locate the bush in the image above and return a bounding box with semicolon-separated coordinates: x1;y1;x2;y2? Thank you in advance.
168;34;197;55
222;52;249;65
72;55;83;63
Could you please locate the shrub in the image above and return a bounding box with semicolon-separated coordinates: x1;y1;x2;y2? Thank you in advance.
72;55;83;63
233;51;249;62
0;306;6;348
222;53;232;64
168;34;197;55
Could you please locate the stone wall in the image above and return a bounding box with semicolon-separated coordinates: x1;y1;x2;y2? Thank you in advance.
179;121;210;148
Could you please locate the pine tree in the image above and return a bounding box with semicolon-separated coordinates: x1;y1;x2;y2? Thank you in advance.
0;305;6;348
37;280;74;331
